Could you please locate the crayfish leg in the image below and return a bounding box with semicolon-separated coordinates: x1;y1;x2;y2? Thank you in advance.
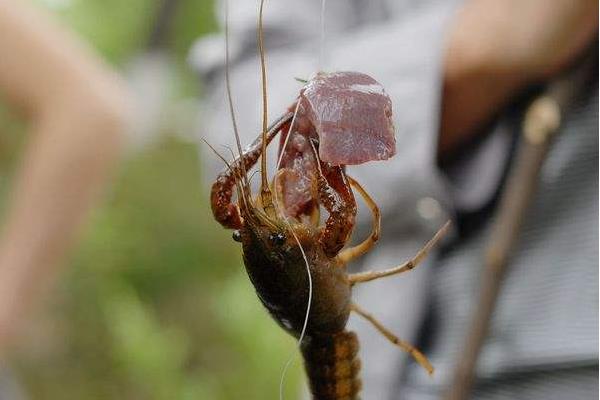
348;221;451;285
316;162;357;257
350;302;434;376
306;138;357;257
337;176;381;265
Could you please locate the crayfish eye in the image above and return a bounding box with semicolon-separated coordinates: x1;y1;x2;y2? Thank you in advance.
269;232;286;246
232;230;242;242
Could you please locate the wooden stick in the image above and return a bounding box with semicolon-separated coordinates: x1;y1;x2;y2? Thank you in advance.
443;54;594;400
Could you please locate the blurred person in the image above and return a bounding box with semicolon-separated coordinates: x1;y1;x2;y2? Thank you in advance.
0;0;131;362
193;0;597;399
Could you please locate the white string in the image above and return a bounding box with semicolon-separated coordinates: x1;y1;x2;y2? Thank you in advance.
319;0;327;71
274;96;312;400
275;100;302;171
249;1;325;398
262;1;314;396
278;223;312;400
309;139;324;177
277;0;326;173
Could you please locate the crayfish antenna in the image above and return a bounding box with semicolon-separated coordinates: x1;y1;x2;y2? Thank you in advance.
202;138;247;215
257;0;276;216
351;303;434;376
224;0;252;210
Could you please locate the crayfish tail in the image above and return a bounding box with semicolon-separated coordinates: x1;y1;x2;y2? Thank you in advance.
301;331;362;400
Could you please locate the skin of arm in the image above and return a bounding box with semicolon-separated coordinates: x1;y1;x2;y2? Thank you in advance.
0;1;132;352
439;0;598;156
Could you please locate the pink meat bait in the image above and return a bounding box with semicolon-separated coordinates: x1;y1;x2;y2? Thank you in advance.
299;71;396;165
277;71;396;219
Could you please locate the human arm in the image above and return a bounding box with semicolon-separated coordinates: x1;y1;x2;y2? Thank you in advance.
0;0;132;351
439;0;598;155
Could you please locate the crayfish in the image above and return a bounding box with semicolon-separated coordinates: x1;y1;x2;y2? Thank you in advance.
208;2;449;399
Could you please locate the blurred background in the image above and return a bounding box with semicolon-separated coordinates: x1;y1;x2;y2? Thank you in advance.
1;1;597;399
1;0;303;398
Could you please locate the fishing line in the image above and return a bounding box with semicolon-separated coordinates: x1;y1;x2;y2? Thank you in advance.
278;0;329;395
275;100;302;171
224;0;253;213
278;222;313;400
224;0;246;180
319;0;327;71
309;138;327;187
278;0;326;172
275;84;312;400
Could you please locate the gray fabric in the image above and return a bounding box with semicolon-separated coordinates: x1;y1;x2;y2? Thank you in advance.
403;365;598;400
401;85;599;399
191;1;599;399
442;117;515;213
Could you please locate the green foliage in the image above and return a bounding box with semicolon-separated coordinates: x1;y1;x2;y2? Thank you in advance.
33;0;218;64
34;0;158;63
171;0;219;61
